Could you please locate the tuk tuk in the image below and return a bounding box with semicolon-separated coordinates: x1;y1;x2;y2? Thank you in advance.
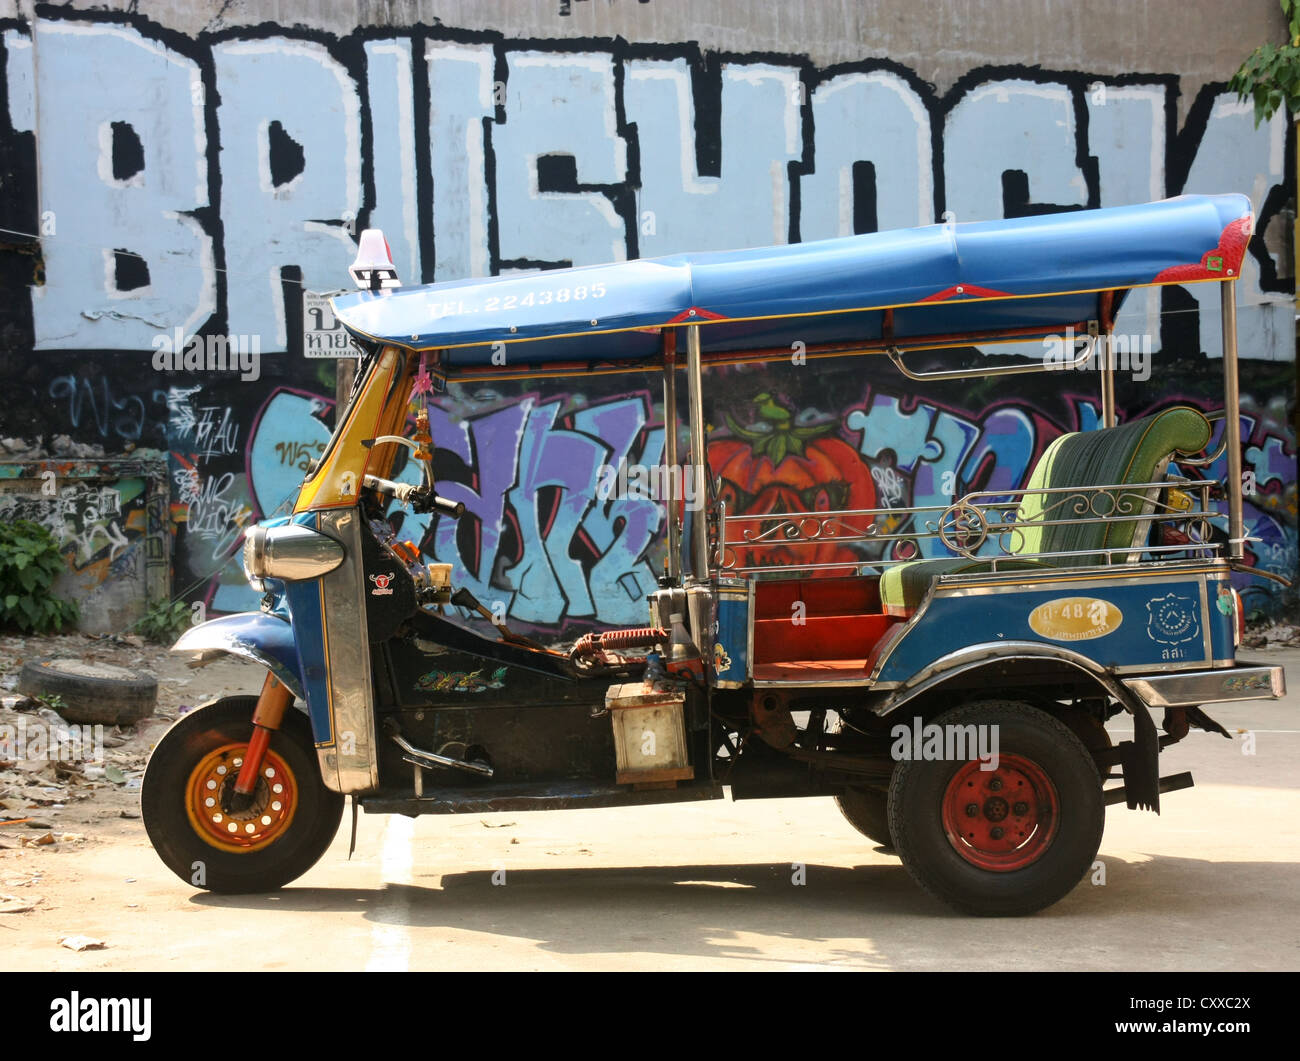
142;192;1288;916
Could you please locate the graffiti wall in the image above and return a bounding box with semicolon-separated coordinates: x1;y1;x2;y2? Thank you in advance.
0;7;1294;632
0;457;170;631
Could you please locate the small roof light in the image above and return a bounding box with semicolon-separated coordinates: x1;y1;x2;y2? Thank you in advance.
349;229;401;291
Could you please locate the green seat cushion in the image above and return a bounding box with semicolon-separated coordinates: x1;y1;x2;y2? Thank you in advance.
879;558;1049;614
1014;406;1210;564
879;407;1211;613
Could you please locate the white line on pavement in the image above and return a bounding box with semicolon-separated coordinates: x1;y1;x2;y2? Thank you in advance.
366;814;414;972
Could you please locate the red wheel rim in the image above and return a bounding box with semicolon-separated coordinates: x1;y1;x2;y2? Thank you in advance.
940;753;1059;871
185;743;298;853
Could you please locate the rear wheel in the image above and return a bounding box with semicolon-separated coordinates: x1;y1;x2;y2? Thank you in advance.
142;695;344;893
834;786;895;852
888;700;1103;916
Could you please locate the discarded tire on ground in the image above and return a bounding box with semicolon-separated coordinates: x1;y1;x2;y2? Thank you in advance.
17;657;157;726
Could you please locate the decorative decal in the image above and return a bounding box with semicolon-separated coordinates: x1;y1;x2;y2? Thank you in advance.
666;307;728;324
1215;584;1236;616
1223;672;1272;693
1145;592;1201;646
1027;597;1122;641
416;666;508;694
918;283;1013;303
713;642;733;673
369;572;395;596
1152;216;1253;284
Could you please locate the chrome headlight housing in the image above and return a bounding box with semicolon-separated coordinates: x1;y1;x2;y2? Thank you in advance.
243;524;345;582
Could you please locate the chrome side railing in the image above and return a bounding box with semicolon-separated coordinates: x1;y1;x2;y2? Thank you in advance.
714;478;1223;575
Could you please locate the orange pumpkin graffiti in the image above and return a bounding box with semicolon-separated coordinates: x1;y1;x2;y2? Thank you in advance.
709;393;877;573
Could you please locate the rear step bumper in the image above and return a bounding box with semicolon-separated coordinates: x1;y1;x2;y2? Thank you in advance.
1122;664;1285;708
1104;771;1194;806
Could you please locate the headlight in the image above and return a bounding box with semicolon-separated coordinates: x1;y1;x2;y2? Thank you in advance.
241;532;266;591
242;561;267;594
243;524;345;581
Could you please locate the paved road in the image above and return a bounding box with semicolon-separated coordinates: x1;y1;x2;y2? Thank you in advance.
2;648;1297;971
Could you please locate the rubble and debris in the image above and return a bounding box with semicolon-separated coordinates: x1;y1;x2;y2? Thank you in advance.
58;935;107;951
2;873;42;887
0;630;193;847
1242;621;1300;649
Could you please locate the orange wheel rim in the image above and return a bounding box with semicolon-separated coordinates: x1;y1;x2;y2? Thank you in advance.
184;742;298;853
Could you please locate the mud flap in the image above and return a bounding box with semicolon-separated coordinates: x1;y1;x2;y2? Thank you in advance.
1119;704;1161;812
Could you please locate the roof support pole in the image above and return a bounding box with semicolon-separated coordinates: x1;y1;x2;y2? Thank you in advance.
661;332;681;583
1221;279;1245;561
686;324;711;580
1100;327;1117;428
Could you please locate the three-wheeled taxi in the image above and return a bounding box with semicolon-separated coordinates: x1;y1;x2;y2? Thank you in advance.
143;193;1287;916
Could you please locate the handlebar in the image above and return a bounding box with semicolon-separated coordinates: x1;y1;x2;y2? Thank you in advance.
428;495;466;518
362;474;465;517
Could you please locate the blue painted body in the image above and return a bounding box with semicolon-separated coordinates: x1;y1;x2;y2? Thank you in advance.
874;569;1235;685
275;512;338;748
281;577;334;747
713;582;751;686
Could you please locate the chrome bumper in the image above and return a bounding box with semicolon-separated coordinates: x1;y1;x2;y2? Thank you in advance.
1122;663;1286;708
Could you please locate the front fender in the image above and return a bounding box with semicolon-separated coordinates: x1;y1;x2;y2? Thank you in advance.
172;612;305;701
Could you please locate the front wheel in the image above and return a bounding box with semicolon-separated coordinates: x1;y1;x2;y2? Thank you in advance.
887;700;1104;917
142;695;344;893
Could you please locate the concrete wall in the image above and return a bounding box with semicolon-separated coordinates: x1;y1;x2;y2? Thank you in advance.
0;0;1294;631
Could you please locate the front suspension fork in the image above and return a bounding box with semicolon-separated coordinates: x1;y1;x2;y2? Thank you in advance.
229;672;293;812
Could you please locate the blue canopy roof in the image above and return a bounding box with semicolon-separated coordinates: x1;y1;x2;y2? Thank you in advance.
330;193;1252;374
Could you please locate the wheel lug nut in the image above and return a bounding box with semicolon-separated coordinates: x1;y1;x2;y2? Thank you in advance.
1013;801;1028;815
990;827;1004;840
989;778;1003;791
965;803;979;817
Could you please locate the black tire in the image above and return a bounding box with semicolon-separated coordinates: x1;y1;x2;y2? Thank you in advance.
18;657;157;725
887;700;1104;917
834;786;895;852
141;695;344;893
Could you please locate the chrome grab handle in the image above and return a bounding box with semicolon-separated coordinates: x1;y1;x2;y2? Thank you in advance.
887;333;1096;382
